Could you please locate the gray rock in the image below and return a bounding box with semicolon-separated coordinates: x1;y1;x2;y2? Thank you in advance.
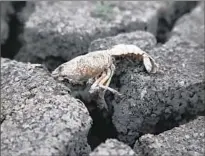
89;31;204;145
1;58;92;156
89;30;157;52
0;2;14;44
133;116;205;156
156;1;198;43
87;30;156;112
90;139;137;156
14;1;195;71
171;1;205;46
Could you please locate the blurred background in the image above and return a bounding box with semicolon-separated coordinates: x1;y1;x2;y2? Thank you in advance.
1;1;202;71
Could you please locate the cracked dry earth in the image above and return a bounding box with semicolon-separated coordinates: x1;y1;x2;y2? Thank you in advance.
1;1;204;156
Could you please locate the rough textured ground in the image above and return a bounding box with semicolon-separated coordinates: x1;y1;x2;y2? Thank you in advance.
14;1;197;71
171;1;204;46
86;30;157;112
133;116;205;156
1;58;92;156
89;34;204;146
1;1;204;156
90;139;137;156
89;30;157;52
88;1;205;146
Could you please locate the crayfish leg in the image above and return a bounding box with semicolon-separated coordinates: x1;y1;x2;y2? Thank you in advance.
89;64;121;96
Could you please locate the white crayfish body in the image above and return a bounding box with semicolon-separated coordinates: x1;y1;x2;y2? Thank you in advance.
52;44;159;95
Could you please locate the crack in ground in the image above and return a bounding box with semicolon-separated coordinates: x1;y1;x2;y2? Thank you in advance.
71;88;118;150
1;1;26;58
87;105;118;150
156;1;198;43
153;112;205;135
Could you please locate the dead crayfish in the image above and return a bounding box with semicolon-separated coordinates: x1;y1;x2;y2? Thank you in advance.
51;44;158;95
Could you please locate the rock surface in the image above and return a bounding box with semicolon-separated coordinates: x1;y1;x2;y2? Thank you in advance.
1;58;92;156
1;1;204;156
90;139;137;156
171;1;205;46
133;116;205;156
14;1;196;71
89;30;157;52
89;31;204;145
